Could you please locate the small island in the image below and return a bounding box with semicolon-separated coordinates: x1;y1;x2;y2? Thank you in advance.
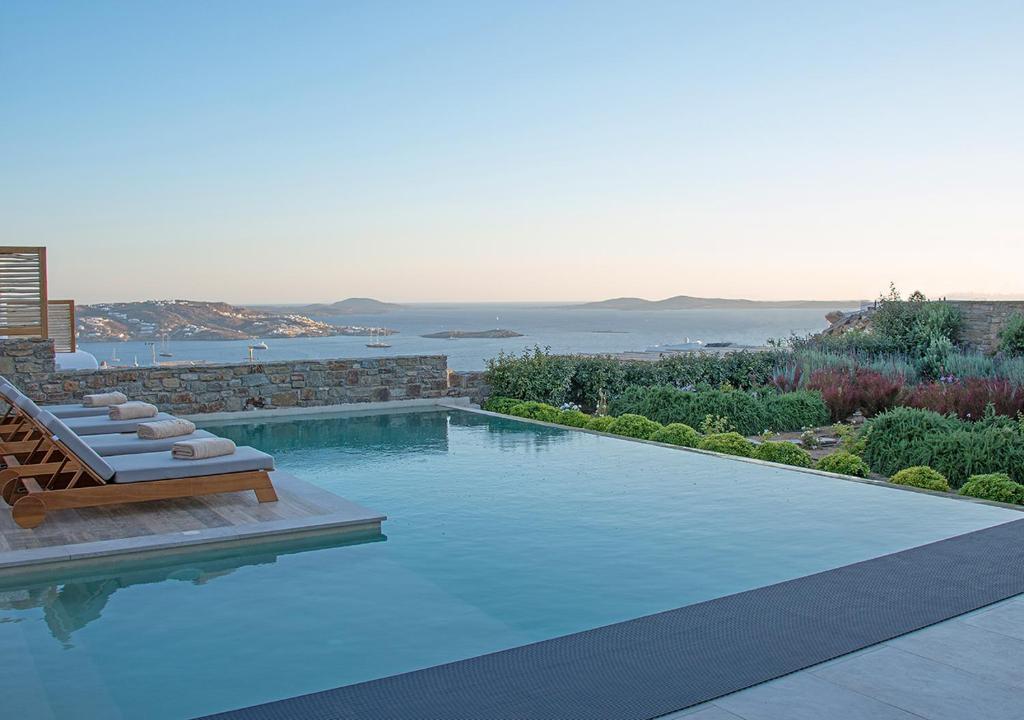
420;329;524;339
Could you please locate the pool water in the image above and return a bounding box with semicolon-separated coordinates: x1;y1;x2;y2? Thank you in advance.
2;409;1019;719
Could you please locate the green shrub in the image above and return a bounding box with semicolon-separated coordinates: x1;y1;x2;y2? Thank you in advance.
959;473;1024;505
863;407;1024;487
816;452;871;477
890;466;950;492
609;413;663;440
482;396;521;414
485;347;782;410
508;401;562;423
650;423;700;447
764;391;830;431
697;432;756;457
558;409;592;428
753;441;814;468
586;415;616;432
999;314;1024;357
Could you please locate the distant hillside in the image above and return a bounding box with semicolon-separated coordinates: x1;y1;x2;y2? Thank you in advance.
77;300;394;341
569;295;860;310
268;297;403;316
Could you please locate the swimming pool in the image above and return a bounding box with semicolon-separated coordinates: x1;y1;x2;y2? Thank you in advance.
2;409;1019;719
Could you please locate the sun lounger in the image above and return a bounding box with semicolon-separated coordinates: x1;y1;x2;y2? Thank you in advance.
40;403;111;419
82;429;219;456
1;418;277;528
0;382;211;459
60;412;178;436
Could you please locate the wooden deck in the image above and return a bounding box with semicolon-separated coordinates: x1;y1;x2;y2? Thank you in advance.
0;471;385;574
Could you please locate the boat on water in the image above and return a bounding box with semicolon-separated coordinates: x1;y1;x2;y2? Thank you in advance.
158;335;173;357
365;329;391;348
250;341;269;351
644;337;705;352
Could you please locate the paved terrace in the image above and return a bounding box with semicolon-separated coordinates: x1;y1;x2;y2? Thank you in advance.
670;594;1024;720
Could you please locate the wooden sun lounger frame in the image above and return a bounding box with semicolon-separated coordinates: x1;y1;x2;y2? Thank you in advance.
0;403;278;529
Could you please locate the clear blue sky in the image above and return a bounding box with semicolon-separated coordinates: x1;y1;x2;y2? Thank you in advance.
2;1;1022;304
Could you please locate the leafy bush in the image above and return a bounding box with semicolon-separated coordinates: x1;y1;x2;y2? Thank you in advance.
481;396;521;414
999;314;1024;357
650;423;700;447
558;409;592;428
697;432;756;457
753;441;813;468
901;378;1024;421
890;466;950;492
806;368;904;422
764;391;830;429
486;347;782;410
609;413;663;439
959;473;1024;505
508;401;563;423
871;293;962;356
816;452;871;477
586;415;616;432
700;414;735;434
609;385;824;435
862;407;1024;487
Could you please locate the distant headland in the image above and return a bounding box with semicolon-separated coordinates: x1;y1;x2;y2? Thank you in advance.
260;298;403;316
566;295;860;311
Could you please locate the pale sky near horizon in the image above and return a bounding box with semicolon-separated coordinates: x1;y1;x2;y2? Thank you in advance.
2;1;1022;305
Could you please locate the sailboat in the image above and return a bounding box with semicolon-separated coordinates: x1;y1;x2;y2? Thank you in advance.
366;328;391;348
159;335;173;357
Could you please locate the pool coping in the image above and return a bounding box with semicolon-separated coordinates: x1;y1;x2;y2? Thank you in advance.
0;471;386;577
441;402;1024;514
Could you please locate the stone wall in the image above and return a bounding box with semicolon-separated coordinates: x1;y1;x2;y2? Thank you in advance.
447;369;491;405
0;338;57;379
2;341;460;414
950;301;1024;353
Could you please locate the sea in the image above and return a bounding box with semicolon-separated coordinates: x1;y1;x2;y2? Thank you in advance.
79;304;855;372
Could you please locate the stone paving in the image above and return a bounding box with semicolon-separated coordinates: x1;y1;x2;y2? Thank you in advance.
667;594;1024;720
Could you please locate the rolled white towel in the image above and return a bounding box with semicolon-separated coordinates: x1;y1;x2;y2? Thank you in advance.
108;401;159;420
138;418;196;440
83;391;128;407
172;437;236;460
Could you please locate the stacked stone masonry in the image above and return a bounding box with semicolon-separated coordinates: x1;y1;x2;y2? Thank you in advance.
950;301;1024;353
0;340;467;414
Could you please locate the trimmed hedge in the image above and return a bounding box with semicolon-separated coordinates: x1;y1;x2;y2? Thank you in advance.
698;432;756;457
486;346;781;410
586;415;616;432
558;409;592;428
482;396;521;414
753;441;814;468
816;452;871;478
508;401;563;423
609;385;827;435
863;407;1024;487
891;466;950;492
609;414;662;440
650;423;701;448
959;473;1024;505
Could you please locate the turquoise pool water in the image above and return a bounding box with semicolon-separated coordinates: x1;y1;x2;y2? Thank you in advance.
2;409;1019;719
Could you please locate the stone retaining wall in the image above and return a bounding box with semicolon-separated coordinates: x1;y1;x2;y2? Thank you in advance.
1;339;462;414
950;301;1024;353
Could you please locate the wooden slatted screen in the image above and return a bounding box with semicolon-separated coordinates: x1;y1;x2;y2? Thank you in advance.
0;247;48;337
47;300;76;353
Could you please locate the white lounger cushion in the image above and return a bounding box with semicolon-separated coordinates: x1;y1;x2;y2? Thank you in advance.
62;412;178;436
85;430;218;456
108;446;275;484
42;403;111;419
